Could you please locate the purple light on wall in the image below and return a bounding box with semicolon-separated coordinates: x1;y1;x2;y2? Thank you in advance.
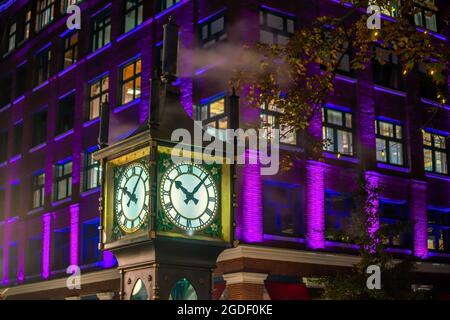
365;171;380;253
69;204;79;266
42;213;52;279
305;161;325;249
241;150;263;242
102;251;117;268
180;79;193;117
410;180;428;259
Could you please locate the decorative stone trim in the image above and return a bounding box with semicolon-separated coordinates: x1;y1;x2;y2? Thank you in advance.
222;272;268;285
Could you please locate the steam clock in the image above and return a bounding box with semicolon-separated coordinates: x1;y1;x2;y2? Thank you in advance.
94;19;238;300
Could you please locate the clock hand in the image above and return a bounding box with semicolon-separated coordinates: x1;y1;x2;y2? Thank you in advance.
175;181;199;204
127;170;143;207
191;176;209;196
121;187;137;206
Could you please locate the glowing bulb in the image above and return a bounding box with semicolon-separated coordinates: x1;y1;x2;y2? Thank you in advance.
337;152;341;159
430;70;435;75
402;70;407;75
381;150;386;158
374;31;379;37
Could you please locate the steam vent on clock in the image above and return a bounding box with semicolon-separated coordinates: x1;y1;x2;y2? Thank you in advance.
0;0;449;300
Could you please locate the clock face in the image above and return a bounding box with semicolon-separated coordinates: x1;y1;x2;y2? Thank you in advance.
160;163;218;231
115;162;150;233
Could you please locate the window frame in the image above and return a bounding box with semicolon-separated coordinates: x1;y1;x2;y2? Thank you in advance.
32;171;46;209
34;47;52;86
32;109;48;147
413;0;438;32
61;30;78;70
375;119;406;166
372;47;404;91
260;102;297;145
322;107;354;156
124;0;143;33
199;12;227;48
54;159;73;201
91;8;112;52
259;8;296;46
423;131;449;175
56;92;75;135
83;147;101;191
7;21;17;53
87;73;109;120
12;122;23;156
159;0;181;12
119;57;142;105
36;0;55;32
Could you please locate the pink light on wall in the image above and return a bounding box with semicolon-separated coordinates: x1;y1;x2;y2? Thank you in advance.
365;171;380;253
42;212;52;279
241;150;263;242
69;204;79;266
305;160;325;249
410;180;428;259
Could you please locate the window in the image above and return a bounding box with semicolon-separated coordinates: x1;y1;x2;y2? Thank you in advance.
325;191;353;241
82;219;100;264
55;159;72;200
124;0;143;33
61;31;78;70
52;228;69;270
36;0;55;31
373;47;404;90
120;58;141;105
260;103;297;145
84;148;100;191
322;107;354;156
8;244;18;280
427;208;450;252
196;96;228;141
7;21;16;53
199;14;227;48
369;0;399;17
413;0;437;32
0;131;8;163
159;0;181;12
57;92;75;135
12;122;23;156
11;183;20;216
32;171;45;209
61;0;78;13
0;73;12;107
88;74;109;120
423;131;448;174
92;9;112;52
35;47;52;86
259;8;295;46
263;181;303;236
375;120;405;166
16;63;28;98
32;109;48;147
380;201;410;248
0;188;5;221
26;237;42;275
419;63;448;102
23;6;32;41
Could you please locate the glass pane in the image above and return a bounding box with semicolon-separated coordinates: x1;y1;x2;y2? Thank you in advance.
122;64;134;81
376;138;387;162
379;121;394;137
337;130;352;155
425;12;437;32
326;109;343;126
209;99;225;117
424;149;433;171
389;141;403;165
280;125;296;145
286;19;294;33
395;125;402;139
130;279;148;300
345;113;352;128
211;17;224;35
267;13;283;30
122;81;134;104
423;132;432;146
260;30;273;44
169;278;198;300
435;151;448;174
322;127;335;152
434;134;446;149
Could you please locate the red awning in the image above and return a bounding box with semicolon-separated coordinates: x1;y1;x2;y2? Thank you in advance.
265;282;311;300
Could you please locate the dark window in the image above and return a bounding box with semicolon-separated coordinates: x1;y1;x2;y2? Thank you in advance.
12;123;23;156
8;244;18;280
259;8;295;45
35;47;52;86
0;188;5;221
84;148;100;191
380;201;410;248
196;96;228;141
57;92;75;135
423;131;448;175
413;0;438;32
373;47;404;91
55;160;72;200
428;208;450;252
120;58;141;105
325;191;353;241
87;74;109;120
32;109;48;147
260;103;297;145
32;171;45;209
159;0;181;12
322;107;354;156
199;13;227;48
263;181;303;236
0;73;12;107
26;237;42;275
52;228;70;270
419;64;448;102
82;219;100;265
11;183;20;216
376;120;405;166
16;63;28;98
124;0;143;33
7;21;16;53
61;31;78;70
92;9;112;52
0;131;8;163
36;0;55;31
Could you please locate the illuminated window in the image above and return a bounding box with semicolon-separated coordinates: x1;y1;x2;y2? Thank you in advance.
61;31;78;70
36;0;55;31
32;171;45;209
160;0;181;12
196;96;228;140
88;74;109;120
259;8;295;45
375;120;405;166
373;47;404;91
23;6;32;41
55;159;72;200
414;0;437;32
56;92;75;135
322;107;353;156
124;0;143;33
369;0;399;17
35;47;52;86
7;21;16;52
427;208;450;252
260;103;297;145
423;131;448;174
199;13;227;48
84;147;100;191
120;58;141;105
92;8;111;52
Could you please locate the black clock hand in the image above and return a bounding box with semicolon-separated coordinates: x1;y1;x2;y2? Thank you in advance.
191;176;208;196
175;181;199;204
121;187;137;206
127;170;143;207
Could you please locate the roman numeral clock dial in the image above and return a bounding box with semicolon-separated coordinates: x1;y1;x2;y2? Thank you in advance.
114;162;150;233
159;163;218;232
